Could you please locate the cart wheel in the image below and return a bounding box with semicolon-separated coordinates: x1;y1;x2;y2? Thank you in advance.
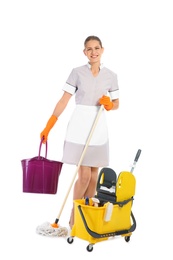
125;236;130;242
67;237;74;244
86;244;93;252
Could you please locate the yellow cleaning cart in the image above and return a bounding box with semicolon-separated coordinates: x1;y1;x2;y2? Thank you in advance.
67;149;141;252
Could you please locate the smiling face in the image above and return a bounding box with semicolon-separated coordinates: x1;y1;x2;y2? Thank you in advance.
83;39;104;65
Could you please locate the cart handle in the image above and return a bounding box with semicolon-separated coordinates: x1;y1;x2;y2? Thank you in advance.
77;205;136;239
134;149;141;162
131;149;142;173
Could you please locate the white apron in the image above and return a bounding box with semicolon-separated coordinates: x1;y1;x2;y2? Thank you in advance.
65;105;108;145
62;105;109;167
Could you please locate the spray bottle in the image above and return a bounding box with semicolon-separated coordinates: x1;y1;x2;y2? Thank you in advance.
104;202;113;222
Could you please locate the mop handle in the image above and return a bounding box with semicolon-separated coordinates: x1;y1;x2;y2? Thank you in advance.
55;105;104;223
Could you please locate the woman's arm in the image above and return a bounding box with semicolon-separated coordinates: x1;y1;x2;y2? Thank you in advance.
52;91;72;117
112;98;119;110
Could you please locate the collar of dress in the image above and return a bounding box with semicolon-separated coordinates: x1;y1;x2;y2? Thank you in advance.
87;63;104;70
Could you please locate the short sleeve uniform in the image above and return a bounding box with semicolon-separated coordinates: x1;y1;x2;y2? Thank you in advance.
61;63;119;167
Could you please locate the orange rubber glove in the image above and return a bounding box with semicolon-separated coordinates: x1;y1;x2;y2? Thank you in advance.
99;95;114;111
40;115;58;143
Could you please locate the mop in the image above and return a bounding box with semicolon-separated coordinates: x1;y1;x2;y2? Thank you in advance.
36;222;68;237
36;105;103;237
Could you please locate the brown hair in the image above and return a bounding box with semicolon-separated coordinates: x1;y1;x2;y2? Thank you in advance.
84;35;103;48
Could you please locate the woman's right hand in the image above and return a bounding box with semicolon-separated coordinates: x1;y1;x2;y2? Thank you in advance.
40;129;48;144
40;115;58;143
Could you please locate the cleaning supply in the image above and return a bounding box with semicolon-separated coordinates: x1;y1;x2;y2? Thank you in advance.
91;197;100;207
104;202;113;222
85;197;89;205
67;149;142;251
36;222;68;237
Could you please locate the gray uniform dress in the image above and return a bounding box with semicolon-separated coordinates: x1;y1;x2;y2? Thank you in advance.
61;63;119;167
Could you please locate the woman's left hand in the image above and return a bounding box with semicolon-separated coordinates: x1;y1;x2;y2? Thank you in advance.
99;95;114;111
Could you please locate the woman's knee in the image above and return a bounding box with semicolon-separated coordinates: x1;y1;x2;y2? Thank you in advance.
91;167;99;180
78;166;91;184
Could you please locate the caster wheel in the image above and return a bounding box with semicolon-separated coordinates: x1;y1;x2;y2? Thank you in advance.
67;237;74;244
86;244;93;252
125;236;130;242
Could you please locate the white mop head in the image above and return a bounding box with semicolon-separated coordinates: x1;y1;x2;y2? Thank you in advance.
36;222;68;237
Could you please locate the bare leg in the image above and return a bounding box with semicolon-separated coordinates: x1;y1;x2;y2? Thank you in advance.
69;166;97;229
84;167;99;198
73;166;92;199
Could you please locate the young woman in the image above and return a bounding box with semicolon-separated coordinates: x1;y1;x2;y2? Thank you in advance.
40;35;119;228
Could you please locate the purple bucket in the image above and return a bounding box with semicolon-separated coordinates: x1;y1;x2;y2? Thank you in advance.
21;140;63;194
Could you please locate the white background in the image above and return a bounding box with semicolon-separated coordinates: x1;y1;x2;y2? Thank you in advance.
0;0;172;259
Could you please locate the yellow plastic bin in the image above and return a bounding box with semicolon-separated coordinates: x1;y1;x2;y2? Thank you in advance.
70;197;134;244
68;171;137;251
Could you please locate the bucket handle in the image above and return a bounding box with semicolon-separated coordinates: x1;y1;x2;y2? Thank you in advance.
77;205;136;238
38;138;47;159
